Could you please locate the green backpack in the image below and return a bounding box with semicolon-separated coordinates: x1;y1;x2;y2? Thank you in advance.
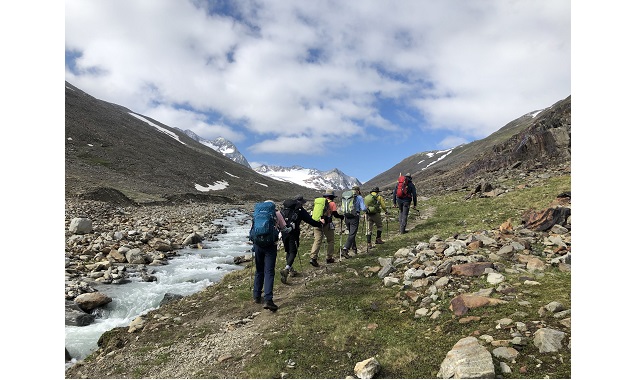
364;193;379;214
341;190;356;217
312;197;328;222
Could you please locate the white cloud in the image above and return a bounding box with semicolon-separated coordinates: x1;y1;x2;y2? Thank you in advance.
66;0;570;159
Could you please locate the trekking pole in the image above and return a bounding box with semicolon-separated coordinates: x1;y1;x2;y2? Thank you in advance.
295;239;302;273
249;247;254;293
385;211;389;240
364;214;368;254
339;219;343;261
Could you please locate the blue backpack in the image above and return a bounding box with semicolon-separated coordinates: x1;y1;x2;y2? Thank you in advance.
249;202;279;247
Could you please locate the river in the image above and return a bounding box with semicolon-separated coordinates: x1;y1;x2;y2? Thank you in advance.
65;210;252;368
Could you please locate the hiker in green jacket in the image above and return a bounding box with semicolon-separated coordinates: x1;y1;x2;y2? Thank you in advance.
364;186;389;248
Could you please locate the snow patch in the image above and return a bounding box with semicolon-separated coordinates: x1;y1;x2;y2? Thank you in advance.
195;181;229;192
129;112;186;145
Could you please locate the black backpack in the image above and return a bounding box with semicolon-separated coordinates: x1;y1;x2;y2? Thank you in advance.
280;199;300;232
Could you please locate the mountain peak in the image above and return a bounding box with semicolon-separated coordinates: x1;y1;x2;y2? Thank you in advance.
253;165;361;190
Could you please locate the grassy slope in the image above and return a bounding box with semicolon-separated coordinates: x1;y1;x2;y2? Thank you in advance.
71;174;571;379
239;174;572;378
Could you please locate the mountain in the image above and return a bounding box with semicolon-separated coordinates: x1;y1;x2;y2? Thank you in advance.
253;165;362;191
180;133;251;168
65;79;570;205
364;96;571;195
65;81;321;205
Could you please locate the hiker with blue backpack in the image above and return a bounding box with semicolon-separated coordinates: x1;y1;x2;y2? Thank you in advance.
279;195;323;284
341;185;368;257
249;200;292;312
393;173;417;234
309;189;345;267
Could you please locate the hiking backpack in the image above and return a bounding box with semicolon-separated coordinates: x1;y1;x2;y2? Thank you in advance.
341;190;356;217
249;201;279;247
280;199;300;232
396;175;409;198
311;197;329;222
364;193;379;214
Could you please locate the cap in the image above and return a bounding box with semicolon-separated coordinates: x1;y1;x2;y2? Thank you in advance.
294;195;306;204
323;189;337;198
405;173;411;177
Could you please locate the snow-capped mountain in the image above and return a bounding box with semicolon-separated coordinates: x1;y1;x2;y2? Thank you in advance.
253;165;361;191
181;131;250;168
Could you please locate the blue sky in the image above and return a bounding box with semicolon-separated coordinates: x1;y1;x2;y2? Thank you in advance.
64;0;570;183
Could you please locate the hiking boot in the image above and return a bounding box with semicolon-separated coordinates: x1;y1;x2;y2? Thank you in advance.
263;300;278;312
310;259;319;267
375;238;385;244
280;268;289;284
341;248;351;259
326;258;335;264
253;296;262;304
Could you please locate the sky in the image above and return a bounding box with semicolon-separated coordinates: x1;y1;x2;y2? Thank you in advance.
63;0;571;183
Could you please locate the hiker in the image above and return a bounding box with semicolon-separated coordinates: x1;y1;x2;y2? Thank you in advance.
249;200;291;312
309;189;345;267
364;186;389;247
392;173;417;234
341;185;367;257
280;195;323;284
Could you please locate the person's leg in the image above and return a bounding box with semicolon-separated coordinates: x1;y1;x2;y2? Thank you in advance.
344;216;358;250
286;234;298;268
375;213;384;243
366;214;375;244
402;201;411;232
253;245;265;300
397;199;405;233
343;217;352;251
325;227;335;259
310;227;323;260
262;246;277;301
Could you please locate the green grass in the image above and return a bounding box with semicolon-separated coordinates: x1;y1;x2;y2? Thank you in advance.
79;174;571;379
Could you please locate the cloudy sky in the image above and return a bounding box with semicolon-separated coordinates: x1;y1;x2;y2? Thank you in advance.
64;0;570;182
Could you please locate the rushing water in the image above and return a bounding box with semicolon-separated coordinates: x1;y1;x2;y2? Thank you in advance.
65;210;252;367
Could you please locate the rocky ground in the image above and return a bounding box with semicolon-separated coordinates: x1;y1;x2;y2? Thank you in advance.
65;189;572;378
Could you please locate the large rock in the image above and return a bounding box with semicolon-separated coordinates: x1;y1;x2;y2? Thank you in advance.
69;217;92;234
74;292;112;312
354;357;381;379
533;328;566;353
65;300;96;326
437;337;494;378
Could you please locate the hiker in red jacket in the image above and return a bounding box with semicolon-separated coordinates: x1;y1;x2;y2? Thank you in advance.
392;173;417;234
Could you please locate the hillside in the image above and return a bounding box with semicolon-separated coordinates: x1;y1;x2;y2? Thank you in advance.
364;96;571;196
65;82;321;205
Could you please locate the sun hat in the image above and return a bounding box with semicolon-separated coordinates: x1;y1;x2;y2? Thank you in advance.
294;195;307;204
352;185;360;191
323;189;337;198
372;186;379;192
